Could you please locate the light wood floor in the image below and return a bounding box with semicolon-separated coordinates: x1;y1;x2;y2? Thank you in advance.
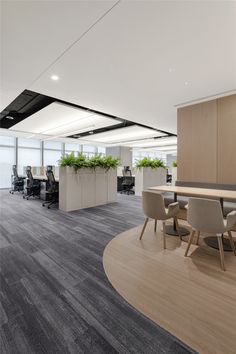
103;220;236;354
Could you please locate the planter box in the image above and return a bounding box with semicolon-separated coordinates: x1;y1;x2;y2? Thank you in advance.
135;167;166;196
59;167;117;212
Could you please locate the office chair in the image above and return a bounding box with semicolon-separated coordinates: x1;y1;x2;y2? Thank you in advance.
23;166;40;200
42;168;59;209
9;165;24;194
120;166;135;195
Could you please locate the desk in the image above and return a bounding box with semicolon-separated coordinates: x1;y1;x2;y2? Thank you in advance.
21;175;59;182
149;185;236;251
33;175;59;182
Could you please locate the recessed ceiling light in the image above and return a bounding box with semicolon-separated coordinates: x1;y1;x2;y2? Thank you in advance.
184;81;189;86
89;131;94;135
6;115;14;120
51;75;59;81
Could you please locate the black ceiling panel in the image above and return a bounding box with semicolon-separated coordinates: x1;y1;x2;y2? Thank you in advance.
0;90;176;137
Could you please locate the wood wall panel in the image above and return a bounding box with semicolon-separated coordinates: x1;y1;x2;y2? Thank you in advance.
177;94;236;184
177;100;217;182
217;95;236;184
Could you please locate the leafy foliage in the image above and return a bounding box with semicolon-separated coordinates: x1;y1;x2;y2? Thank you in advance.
172;160;177;167
59;152;76;167
135;157;166;169
59;153;119;171
74;153;89;170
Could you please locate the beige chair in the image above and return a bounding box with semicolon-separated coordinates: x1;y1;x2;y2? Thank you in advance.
140;191;180;249
185;198;236;270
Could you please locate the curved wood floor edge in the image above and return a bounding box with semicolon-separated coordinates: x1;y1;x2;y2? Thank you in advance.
103;220;236;354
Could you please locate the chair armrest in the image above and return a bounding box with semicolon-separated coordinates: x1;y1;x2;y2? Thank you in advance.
167;202;179;216
226;210;236;230
168;202;179;209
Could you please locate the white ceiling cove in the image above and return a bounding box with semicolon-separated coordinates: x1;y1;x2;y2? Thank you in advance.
1;1;236;134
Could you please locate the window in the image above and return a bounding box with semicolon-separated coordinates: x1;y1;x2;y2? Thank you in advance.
44;150;62;166
0;136;15;146
44;141;62;150
65;143;80;155
82;144;96;158
18;138;40;148
18;138;41;175
0;135;16;188
0;144;15;188
18;148;41;175
97;146;106;156
43;141;62;167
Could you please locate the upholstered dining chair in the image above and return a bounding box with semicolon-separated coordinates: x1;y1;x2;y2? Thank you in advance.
140;191;180;249
185;198;236;270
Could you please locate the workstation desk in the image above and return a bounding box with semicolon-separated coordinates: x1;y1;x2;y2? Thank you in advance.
32;175;59;182
20;175;59;182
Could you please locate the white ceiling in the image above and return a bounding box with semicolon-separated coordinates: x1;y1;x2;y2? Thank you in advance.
1;1;236;134
0;0;117;110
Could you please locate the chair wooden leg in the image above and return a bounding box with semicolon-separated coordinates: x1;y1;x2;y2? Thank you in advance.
162;221;166;249
196;231;200;245
227;231;236;256
174;216;182;240
217;235;225;271
184;230;195;257
154;219;157;232
139;218;149;240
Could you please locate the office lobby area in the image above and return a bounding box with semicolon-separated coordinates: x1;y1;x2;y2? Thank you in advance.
1;1;236;354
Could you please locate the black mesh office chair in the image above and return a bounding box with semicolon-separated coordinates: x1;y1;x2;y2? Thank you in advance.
42;167;59;209
23;166;40;200
9;165;25;194
120;166;135;195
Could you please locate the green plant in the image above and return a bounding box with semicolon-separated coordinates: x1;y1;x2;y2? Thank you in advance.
102;155;120;170
59;153;119;171
59;152;76;167
74;153;89;170
135;157;166;169
89;154;106;169
172;160;177;167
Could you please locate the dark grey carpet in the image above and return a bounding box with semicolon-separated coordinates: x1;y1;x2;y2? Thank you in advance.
0;190;197;354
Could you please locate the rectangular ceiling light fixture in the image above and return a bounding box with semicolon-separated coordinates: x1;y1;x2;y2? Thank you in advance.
123;136;177;148
79;125;166;145
10;102;119;136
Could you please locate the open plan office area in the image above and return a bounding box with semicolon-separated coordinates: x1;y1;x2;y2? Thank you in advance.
0;1;236;354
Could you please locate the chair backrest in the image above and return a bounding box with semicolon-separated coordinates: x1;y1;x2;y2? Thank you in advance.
12;165;18;178
46;169;56;191
26;166;34;187
142;191;166;220
187;198;225;234
122;166;132;177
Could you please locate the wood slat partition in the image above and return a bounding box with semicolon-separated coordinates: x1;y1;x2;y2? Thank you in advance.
217;95;236;184
177;94;236;184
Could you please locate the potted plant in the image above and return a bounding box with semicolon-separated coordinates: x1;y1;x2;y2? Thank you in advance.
135;157;167;196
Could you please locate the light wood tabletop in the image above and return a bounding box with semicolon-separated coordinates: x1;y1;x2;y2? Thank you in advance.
149;185;236;201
